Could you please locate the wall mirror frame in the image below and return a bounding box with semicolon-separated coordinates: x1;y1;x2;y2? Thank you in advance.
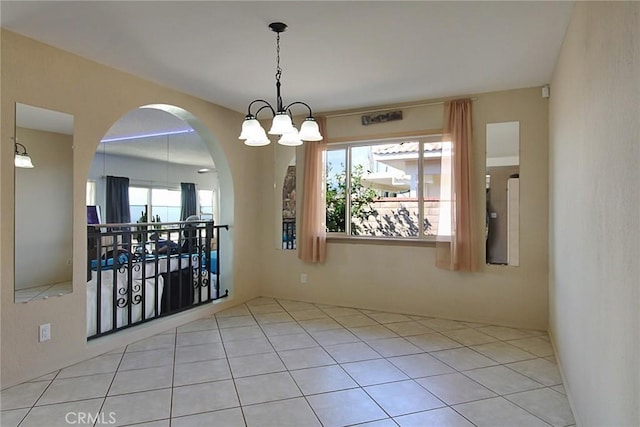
14;102;74;303
485;121;520;266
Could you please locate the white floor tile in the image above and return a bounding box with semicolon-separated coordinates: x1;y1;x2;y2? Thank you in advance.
103;388;172;426
395;407;476;427
463;365;543;395
217;315;257;329
0;408;29;427
268;332;318;351
177;329;222;345
506;387;575;426
454;396;550;427
228;352;286;378
366;337;423;357
507;358;563;386
223;336;274;358
234;371;301;405
342;359;409;386
307;388;387;427
108;365;173;396
243;397;322;427
174;342;226;364
171;407;245;427
0;381;50;410
431;347;498;371
278;346;335;370
406;333;464;352
387;353;456;378
19;398;104;427
416;372;497;405
309;328;360;346
171;380;238;417
470;341;537;364
442;328;500;346
365;379;444;416
173;358;232;387
57;353;122;378
36;373;113;405
290;365;358;395
323;341;382;363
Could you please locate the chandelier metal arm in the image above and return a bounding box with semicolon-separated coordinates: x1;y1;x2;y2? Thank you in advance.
247;99;276;117
14;141;28;155
283;101;315;118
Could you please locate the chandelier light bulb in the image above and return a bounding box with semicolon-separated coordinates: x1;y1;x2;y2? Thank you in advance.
298;118;323;141
278;128;303;146
239;117;264;140
269;113;294;135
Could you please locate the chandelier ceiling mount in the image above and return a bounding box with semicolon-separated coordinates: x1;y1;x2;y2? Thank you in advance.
238;22;322;147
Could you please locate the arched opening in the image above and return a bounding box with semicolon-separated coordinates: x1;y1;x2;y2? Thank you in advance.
85;104;234;338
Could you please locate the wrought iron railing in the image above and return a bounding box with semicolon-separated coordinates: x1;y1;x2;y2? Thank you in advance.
282;218;296;249
86;220;228;340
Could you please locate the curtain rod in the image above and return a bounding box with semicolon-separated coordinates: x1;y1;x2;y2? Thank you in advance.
324;97;477;119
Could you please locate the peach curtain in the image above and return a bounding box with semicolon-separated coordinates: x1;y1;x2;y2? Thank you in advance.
436;99;480;271
298;117;327;263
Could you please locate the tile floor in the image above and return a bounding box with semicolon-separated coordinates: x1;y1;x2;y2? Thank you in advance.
0;297;575;427
14;282;73;303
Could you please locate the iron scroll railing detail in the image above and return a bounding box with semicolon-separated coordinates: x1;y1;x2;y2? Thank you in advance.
87;220;228;340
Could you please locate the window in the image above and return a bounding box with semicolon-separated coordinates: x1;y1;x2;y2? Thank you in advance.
325;135;444;239
198;189;215;221
86;180;96;205
129;187;150;223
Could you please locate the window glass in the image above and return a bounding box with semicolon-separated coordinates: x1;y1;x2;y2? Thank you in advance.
326;136;442;239
86;181;96;206
326;148;347;233
198;189;214;220
129;187;149;223
151;188;181;223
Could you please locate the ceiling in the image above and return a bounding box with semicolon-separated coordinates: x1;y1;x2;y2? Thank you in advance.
2;1;574;167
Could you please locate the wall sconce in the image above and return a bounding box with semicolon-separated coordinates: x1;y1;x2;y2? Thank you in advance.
14;139;34;168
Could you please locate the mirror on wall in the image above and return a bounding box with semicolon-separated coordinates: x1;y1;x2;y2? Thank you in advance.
14;103;74;303
485;121;519;266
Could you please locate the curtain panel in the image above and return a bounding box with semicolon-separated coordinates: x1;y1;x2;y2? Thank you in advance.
298;117;327;263
105;175;131;224
436;99;480;272
180;182;197;221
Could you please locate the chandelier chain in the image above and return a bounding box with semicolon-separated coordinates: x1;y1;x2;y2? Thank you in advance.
275;32;282;83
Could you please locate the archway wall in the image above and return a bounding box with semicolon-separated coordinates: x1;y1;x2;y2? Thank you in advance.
1;30;263;387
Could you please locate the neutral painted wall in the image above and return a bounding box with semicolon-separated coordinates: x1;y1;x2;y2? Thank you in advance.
549;2;640;426
1;30;263;388
260;86;550;330
15;127;73;290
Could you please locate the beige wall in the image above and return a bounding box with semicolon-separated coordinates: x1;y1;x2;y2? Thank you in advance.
260;86;550;330
1;30;263;388
549;2;640;426
15;128;73;290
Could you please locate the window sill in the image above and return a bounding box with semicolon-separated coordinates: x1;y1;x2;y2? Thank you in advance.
326;235;437;248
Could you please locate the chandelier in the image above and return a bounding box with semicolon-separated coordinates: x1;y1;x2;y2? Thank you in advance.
14;139;34;168
238;22;322;147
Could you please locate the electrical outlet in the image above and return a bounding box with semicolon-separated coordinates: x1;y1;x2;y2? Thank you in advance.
300;273;308;284
39;323;51;342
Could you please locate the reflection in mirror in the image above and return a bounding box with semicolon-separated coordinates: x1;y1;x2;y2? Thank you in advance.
485;121;519;266
87;106;218;247
282;156;296;249
14;103;74;303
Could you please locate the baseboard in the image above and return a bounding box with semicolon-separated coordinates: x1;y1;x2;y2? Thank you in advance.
548;328;582;427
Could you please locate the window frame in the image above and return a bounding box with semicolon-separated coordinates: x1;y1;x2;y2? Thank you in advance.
325;134;444;243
